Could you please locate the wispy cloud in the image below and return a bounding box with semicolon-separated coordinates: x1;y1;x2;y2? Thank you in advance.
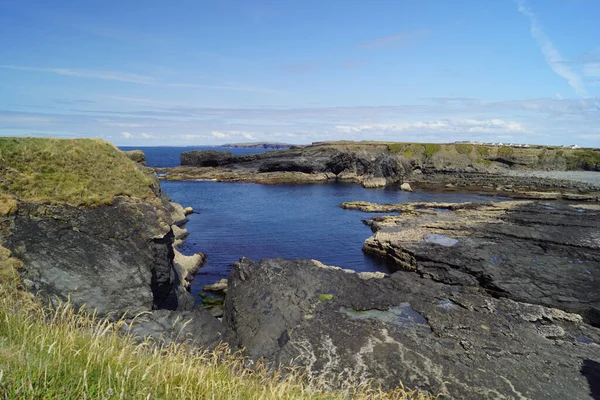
360;29;429;49
0;65;156;84
335;119;529;135
516;0;587;97
0;65;278;93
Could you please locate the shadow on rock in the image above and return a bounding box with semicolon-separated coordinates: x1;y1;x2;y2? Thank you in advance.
582;359;600;400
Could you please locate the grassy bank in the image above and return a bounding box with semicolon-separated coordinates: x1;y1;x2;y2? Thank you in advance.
0;137;156;207
0;284;432;399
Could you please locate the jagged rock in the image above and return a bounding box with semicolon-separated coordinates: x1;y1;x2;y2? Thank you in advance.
183;206;194;215
5;197;178;316
360;176;387;188
171;224;189;241
124;308;231;348
173;249;205;288
203;278;228;294
224;257;600;398
180;150;233;167
400;182;413;192
169;202;188;226
124;150;146;165
358;200;600;326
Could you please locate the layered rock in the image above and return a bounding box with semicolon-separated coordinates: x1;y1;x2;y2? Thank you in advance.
223;258;600;398
343;200;600;327
165;141;600;193
0;139;226;349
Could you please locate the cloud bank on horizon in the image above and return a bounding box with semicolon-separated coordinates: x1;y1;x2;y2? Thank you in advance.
0;0;599;146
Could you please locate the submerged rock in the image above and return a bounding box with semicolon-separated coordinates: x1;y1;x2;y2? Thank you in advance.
223;257;600;398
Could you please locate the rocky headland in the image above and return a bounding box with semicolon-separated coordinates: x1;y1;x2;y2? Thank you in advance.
0;138;222;347
2;138;600;398
158;141;600;200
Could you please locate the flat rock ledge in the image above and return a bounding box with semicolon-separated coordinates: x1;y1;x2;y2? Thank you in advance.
343;200;600;328
223;258;600;399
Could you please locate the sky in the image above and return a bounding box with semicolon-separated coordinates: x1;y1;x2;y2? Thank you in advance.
0;0;599;147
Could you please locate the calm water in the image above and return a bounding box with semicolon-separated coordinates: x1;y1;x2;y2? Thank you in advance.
127;146;497;301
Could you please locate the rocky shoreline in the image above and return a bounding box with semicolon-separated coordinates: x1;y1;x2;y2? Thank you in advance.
156;142;600;202
3;139;600;398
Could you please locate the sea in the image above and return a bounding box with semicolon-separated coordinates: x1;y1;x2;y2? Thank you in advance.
121;146;496;301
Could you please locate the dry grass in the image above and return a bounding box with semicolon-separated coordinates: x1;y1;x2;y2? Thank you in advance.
0;286;435;400
0;194;17;216
0;137;156;207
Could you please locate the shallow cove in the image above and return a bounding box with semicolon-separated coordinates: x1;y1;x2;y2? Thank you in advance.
161;180;497;302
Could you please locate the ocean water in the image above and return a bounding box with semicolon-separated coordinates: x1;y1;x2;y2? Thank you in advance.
125;146;496;301
120;146;272;168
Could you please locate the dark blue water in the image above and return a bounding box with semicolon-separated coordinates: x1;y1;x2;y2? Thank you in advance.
120;146;272;168
163;180;496;300
125;146;497;301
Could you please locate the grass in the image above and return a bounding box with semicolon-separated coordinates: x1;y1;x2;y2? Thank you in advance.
0;137;156;207
566;150;600;170
497;146;514;157
0;258;434;399
423;144;440;158
0;194;17;216
454;144;472;155
317;293;334;301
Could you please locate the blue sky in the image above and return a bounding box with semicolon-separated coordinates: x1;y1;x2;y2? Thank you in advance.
0;0;599;146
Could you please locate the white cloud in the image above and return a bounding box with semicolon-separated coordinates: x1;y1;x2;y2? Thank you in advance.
139;132;155;139
212;131;230;138
242;132;256;140
516;0;587;97
120;132;132;138
0;65;278;93
105;122;145;128
335;118;529;135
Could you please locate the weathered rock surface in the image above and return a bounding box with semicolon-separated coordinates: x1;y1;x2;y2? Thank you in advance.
3;197;180;316
174;145;411;187
351;200;600;327
224;258;600;399
124;150;146;165
124;308;232;348
165;142;600;195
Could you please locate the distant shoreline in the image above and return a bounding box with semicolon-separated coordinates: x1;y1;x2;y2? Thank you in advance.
220;142;304;149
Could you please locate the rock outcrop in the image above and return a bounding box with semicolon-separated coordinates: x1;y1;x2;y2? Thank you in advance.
343;200;600;327
0;139;226;349
164;141;600;193
224;258;600;399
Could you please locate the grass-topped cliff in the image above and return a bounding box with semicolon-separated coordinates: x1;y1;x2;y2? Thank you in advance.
0;137;156;207
0;137;430;399
312;140;600;170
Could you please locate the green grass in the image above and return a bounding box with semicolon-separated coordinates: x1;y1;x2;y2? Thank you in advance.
497;146;514;157
317;293;334;301
0;255;433;400
0;285;432;399
0;137;156;207
566;150;600;170
423;144;440;158
454;144;473;155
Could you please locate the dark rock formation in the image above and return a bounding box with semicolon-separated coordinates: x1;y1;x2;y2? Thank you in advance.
181;150;234;167
224;257;600;399
169;142;600;193
351;200;600;327
124;150;146;165
124;308;232;348
5;197;180;316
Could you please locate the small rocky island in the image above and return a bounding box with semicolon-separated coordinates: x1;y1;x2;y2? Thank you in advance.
2;138;600;399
